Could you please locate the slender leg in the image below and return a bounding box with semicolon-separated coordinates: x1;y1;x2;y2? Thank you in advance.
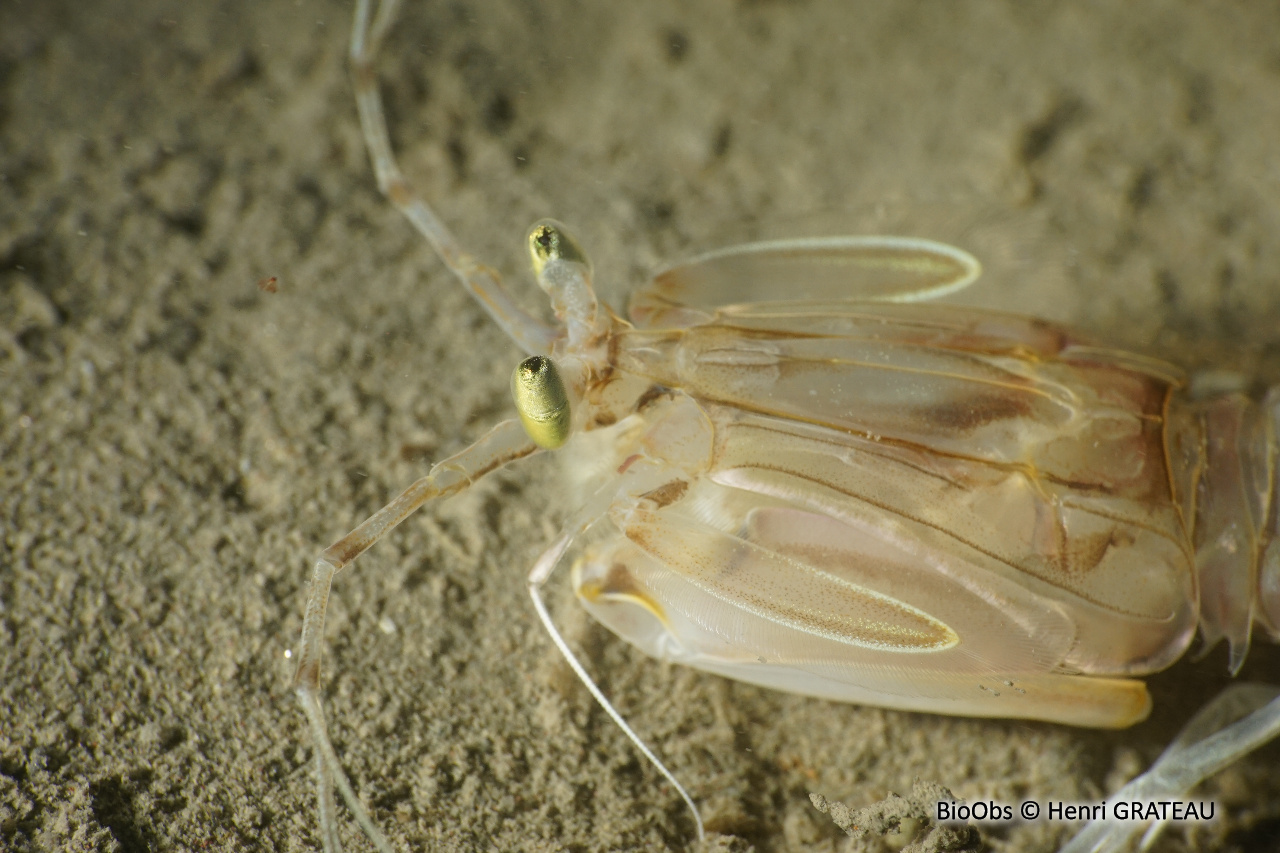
1061;684;1280;853
350;0;557;355
293;418;535;852
524;481;707;842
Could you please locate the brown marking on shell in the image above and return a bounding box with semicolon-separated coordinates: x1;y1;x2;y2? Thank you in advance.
640;479;688;508
918;392;1035;433
598;562;642;598
635;383;675;412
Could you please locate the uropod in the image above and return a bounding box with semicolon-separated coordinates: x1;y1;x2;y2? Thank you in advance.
293;1;1280;851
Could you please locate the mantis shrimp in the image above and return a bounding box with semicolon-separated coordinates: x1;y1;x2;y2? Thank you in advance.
292;1;1280;850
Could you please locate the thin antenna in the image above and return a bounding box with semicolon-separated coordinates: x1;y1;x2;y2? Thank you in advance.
527;550;707;842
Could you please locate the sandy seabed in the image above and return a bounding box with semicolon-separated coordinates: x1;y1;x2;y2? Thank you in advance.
3;1;1280;851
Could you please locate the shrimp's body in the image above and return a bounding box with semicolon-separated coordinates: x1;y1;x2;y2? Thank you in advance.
292;3;1280;851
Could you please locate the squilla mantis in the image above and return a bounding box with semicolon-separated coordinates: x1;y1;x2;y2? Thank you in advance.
293;2;1280;850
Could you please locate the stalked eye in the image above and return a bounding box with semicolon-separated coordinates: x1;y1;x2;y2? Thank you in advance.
510;355;571;449
528;219;590;278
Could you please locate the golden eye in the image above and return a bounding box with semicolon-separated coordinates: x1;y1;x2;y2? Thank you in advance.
510;355;571;449
527;219;589;277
